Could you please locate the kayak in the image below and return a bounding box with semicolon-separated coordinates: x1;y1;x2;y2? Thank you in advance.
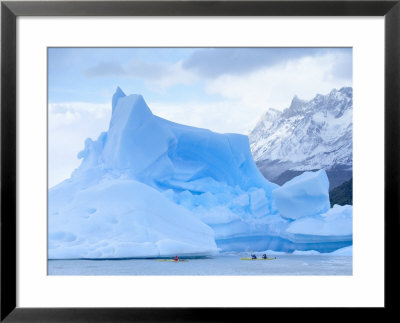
157;259;189;262
240;257;276;261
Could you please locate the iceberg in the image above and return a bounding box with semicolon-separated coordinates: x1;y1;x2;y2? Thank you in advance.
286;204;352;237
48;88;352;259
330;245;353;256
281;204;353;253
272;170;330;220
49;179;217;259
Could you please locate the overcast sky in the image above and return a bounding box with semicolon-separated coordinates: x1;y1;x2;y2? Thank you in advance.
48;47;352;187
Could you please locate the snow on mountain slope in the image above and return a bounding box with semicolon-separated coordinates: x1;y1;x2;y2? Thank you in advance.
249;87;352;188
48;88;352;258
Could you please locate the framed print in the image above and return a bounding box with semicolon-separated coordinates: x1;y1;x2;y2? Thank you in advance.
1;0;399;321
46;46;354;276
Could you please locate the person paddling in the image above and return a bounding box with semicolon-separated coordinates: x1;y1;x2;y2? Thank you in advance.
251;253;257;260
174;255;179;262
262;254;267;259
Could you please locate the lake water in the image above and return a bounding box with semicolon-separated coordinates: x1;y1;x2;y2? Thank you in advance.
48;254;352;276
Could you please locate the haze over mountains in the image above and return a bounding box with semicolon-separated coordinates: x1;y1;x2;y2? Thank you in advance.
249;87;352;190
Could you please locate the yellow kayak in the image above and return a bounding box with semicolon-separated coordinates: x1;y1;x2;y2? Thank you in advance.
240;257;276;261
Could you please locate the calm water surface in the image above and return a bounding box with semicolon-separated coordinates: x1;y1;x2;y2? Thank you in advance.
48;255;352;276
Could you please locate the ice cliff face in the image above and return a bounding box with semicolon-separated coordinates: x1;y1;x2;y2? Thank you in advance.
249;87;352;189
48;88;352;259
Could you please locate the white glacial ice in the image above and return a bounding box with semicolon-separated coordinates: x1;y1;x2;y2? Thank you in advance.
272;170;331;220
49;179;217;259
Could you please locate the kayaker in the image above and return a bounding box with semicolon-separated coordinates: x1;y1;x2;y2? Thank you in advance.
251;253;257;260
262;254;267;259
174;255;179;261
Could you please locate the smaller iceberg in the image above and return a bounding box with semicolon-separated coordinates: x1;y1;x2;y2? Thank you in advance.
286;204;352;237
272;169;330;220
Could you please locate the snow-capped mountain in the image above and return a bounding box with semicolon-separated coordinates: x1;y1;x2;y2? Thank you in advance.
249;87;352;189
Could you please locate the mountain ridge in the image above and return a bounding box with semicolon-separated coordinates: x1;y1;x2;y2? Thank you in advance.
249;87;352;189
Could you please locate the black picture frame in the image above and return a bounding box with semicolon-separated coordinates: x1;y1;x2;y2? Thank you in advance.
1;0;399;321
